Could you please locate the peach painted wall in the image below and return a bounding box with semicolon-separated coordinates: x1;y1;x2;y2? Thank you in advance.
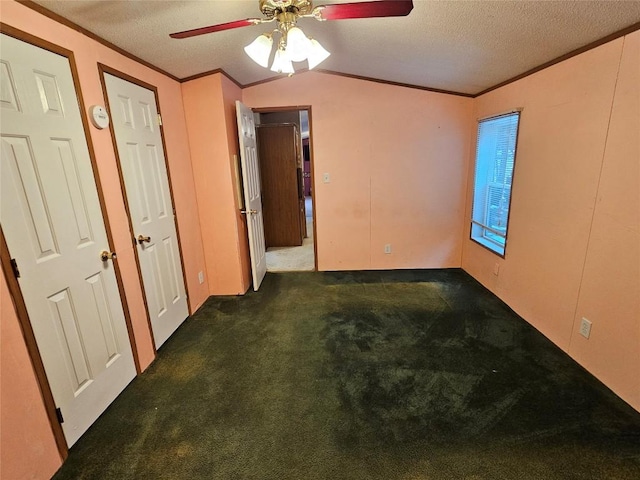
243;73;473;271
181;74;250;294
1;276;60;480
568;31;640;409
461;33;639;411
1;1;209;478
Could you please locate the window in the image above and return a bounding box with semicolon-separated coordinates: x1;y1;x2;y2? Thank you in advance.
470;112;520;256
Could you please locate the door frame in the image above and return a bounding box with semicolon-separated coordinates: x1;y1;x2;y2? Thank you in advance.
0;23;140;460
98;63;192;348
252;105;318;270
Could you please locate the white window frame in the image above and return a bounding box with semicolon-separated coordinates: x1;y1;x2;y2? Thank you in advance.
470;111;521;257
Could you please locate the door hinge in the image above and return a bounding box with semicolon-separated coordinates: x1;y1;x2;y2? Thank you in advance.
55;407;64;424
10;258;20;278
157;113;163;126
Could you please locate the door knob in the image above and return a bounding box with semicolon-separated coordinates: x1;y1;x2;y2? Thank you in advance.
137;235;151;244
100;250;117;262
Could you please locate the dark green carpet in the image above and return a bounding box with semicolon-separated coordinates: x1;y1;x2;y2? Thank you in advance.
53;270;640;479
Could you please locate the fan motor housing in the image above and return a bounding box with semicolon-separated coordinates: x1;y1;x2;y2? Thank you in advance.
259;0;314;18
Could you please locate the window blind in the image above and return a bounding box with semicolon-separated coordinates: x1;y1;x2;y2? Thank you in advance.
470;112;520;256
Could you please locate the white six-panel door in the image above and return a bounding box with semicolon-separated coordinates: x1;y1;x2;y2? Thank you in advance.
236;101;267;291
103;73;188;348
0;34;136;446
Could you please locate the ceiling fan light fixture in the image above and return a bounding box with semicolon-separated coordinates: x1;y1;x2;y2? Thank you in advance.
307;38;330;69
270;47;295;74
172;1;413;76
244;33;273;67
285;26;313;62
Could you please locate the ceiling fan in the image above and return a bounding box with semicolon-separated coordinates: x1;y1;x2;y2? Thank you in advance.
170;0;414;74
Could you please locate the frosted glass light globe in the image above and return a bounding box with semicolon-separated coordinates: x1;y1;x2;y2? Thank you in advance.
307;39;330;69
244;34;273;68
270;48;295;74
285;27;313;62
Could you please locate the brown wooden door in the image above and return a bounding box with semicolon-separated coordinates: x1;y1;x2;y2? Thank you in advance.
257;124;303;247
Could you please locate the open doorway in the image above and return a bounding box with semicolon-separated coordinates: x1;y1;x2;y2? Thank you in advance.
255;108;315;272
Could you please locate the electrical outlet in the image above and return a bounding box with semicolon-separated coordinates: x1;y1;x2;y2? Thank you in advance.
384;244;392;254
323;173;330;183
579;317;592;339
198;271;204;284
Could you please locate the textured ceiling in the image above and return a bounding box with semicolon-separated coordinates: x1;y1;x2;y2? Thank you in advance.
31;0;640;95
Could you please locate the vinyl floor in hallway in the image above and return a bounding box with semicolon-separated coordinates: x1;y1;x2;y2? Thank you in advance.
53;270;640;480
265;196;314;272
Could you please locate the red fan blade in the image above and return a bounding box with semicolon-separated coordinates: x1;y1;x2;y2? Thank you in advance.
317;0;413;21
170;18;260;39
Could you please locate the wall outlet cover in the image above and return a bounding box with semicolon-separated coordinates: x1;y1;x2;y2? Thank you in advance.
579;317;592;339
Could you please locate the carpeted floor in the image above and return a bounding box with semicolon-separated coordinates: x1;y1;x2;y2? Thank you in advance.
53;270;640;480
